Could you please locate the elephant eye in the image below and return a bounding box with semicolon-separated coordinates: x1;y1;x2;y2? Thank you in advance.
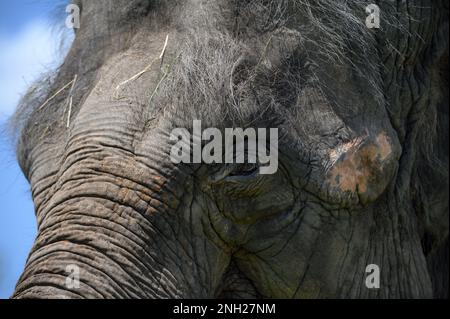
228;163;259;178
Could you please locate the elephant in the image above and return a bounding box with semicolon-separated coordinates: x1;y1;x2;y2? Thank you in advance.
9;0;448;299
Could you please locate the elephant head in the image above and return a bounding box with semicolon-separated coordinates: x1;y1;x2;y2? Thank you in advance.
10;0;448;298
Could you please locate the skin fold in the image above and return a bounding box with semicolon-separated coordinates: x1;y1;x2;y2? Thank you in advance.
9;0;448;298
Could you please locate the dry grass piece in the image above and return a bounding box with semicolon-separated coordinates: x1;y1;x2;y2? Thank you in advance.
38;78;76;111
114;34;169;97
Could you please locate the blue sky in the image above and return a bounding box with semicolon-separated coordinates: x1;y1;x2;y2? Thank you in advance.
0;0;72;298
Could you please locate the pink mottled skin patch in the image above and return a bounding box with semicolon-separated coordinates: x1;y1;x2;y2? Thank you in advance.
327;132;394;198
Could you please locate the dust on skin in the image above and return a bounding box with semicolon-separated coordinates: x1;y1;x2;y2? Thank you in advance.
327;132;393;196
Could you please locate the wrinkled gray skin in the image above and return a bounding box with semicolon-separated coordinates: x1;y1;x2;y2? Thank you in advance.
10;0;448;298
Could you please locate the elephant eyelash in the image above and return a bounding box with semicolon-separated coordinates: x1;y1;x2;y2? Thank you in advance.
228;163;259;177
209;163;261;184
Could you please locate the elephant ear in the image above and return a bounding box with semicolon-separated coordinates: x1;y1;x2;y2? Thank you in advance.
416;3;449;299
376;0;448;298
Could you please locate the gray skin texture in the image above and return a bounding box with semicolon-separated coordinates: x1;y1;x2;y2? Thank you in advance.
9;0;448;299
